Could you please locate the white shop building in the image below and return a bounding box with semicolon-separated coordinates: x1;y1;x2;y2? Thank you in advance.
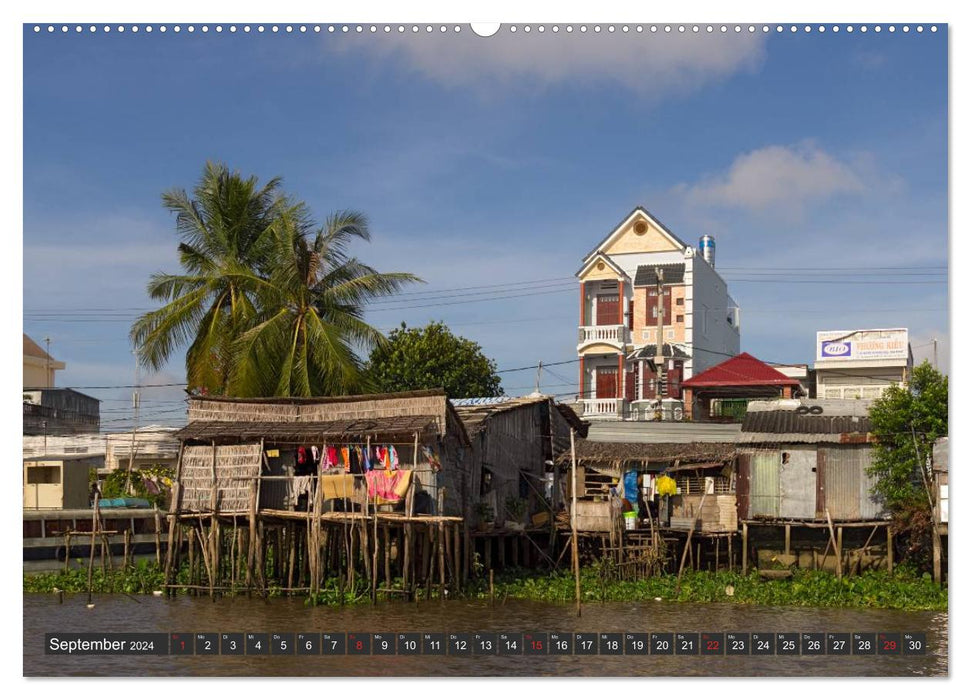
814;328;913;400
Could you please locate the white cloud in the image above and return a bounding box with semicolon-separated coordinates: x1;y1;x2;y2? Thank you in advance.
674;142;866;214
331;29;766;95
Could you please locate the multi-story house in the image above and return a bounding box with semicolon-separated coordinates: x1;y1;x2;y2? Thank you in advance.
576;207;741;420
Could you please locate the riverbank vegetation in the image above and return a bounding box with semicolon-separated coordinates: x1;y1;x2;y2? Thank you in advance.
469;566;947;612
25;560;946;611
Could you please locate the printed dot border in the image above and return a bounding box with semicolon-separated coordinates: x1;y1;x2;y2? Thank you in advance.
30;24;941;36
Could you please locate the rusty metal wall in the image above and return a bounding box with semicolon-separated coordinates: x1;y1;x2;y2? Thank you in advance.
819;445;887;521
820;444;861;520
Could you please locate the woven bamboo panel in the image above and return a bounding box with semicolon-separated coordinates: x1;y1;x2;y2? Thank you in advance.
179;443;261;513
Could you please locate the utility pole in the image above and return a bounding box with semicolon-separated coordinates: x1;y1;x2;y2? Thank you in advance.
933;338;938;370
535;360;543;394
44;336;52;388
654;268;666;421
124;350;141;494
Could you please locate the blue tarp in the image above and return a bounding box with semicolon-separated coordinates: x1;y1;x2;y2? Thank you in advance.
623;470;639;503
98;497;152;509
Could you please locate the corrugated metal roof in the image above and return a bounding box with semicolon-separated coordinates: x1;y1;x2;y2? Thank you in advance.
738;410;871;443
682;353;800;388
634;263;685;287
453;396;549;435
588;421;741;444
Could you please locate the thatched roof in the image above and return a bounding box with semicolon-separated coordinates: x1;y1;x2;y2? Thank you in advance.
556;439;736;465
185;388;446;405
184;388;471;446
176;416;441;442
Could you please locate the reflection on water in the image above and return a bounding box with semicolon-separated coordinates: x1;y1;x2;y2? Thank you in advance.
23;594;947;677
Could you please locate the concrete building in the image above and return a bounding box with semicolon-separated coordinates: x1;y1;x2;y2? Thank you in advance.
576;206;741;420
23;334;65;388
22;425;181;472
814;328;913;400
23;387;101;435
23;455;99;510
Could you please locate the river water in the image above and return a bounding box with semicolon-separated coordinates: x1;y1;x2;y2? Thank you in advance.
24;594;947;677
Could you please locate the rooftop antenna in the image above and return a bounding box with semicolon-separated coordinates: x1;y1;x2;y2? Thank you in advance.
44;336;52;388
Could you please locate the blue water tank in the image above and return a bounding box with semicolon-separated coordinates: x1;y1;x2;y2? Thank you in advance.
699;235;715;267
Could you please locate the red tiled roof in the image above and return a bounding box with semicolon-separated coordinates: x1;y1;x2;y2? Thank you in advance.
682;352;801;388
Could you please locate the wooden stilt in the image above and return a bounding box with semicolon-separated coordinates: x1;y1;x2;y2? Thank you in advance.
741;522;749;574
837;526;844;579
403;523;411;590
438;521;447;589
63;532;72;574
153;505;162;568
887;526;894;574
453;524;462;588
383;525;392;589
785;524;791;556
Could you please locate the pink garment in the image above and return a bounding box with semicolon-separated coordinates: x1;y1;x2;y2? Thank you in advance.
365;470;404;501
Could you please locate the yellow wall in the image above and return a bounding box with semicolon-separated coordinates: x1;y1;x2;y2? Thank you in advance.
578;259;624;282
23;356;62;388
632;284;686;344
579;343;624;356
603;217;681;255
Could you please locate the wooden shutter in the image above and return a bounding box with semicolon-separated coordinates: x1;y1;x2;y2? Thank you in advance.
625;367;636;402
641;364;657;399
666;362;683;399
596;367;618;398
596;295;619;325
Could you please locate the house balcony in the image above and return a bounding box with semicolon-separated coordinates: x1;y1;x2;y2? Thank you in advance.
578;397;629;420
577;325;630;352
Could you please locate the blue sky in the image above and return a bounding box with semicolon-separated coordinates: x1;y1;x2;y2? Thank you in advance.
22;24;948;427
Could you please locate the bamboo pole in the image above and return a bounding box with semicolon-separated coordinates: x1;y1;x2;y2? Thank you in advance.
383;525;392;589
741;522;748;574
163;443;184;592
63;532;72;573
887;526;894;574
438;521;447;590
569;429;581;618
153;505;162;568
676;490;709;593
824;509;842;580
86;488;100;604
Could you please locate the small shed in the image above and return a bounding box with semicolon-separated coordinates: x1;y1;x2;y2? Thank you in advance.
556;439;736;532
452;396;585;526
933;437;948;525
736;399;887;522
682;352;802;422
23;455;98;510
173;389;471;517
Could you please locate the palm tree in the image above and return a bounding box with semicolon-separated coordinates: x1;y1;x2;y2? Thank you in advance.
227;207;422;397
130;162;288;393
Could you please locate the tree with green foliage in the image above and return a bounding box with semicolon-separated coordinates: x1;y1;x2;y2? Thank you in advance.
228;206;419;396
867;361;947;567
131;162;419;397
868;361;948;510
365;322;503;398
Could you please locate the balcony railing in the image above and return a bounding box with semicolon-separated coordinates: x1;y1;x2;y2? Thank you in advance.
577;325;630;348
579;398;629;419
